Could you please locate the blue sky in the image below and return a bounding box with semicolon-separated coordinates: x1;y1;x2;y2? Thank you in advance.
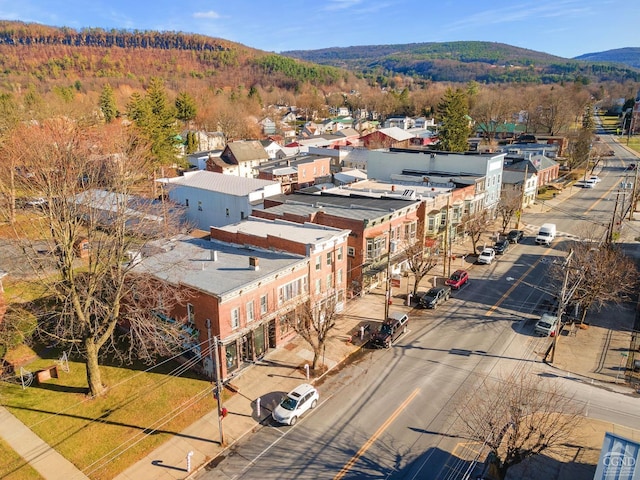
0;0;636;58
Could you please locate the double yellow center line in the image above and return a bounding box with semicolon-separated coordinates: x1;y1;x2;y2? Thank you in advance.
333;388;420;479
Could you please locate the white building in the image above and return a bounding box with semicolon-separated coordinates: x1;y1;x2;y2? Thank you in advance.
159;171;282;230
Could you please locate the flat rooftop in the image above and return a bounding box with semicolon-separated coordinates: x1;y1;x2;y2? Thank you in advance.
136;235;307;297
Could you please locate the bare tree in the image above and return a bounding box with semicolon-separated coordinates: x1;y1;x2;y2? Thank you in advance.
3;119;190;397
549;240;637;324
470;87;513;145
292;295;341;371
497;189;522;234
403;239;439;296
454;371;583;480
462;210;490;254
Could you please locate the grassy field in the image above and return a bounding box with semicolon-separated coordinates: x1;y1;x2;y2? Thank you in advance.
0;437;43;480
1;351;218;480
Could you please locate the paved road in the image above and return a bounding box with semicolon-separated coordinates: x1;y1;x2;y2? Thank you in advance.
194;142;640;480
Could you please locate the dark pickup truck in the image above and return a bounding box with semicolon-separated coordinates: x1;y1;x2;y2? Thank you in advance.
370;312;409;348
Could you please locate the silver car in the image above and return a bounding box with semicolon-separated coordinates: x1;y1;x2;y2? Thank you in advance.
272;384;319;425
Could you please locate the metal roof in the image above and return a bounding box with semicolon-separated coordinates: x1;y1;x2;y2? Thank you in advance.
159;171;279;197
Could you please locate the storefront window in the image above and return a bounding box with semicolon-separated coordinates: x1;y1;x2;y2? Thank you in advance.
225;342;238;373
254;326;266;358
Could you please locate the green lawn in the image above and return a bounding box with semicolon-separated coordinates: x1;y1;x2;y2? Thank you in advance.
1;353;217;480
0;437;43;480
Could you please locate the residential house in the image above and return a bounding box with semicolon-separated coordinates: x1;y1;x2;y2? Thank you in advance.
186;150;222;171
501;170;538;208
503;153;559;187
256;155;332;193
207;140;270;178
254;192;422;295
189;131;226;151
414;117;436;129
259;117;277;136
159;170;282;230
360;127;415;149
383;116;414;130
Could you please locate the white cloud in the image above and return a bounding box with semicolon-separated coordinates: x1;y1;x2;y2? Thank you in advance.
324;0;363;11
193;10;221;19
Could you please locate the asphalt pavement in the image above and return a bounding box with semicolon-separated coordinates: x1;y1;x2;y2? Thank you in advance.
2;144;640;479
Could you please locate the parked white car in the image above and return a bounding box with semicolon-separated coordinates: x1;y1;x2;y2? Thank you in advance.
477;248;496;265
272;384;319;425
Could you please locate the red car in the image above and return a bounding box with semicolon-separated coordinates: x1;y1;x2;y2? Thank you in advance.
445;269;469;289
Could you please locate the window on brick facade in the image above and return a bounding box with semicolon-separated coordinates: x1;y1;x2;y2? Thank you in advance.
315;255;321;270
315;278;322;294
337;269;343;285
337;246;343;261
326;251;332;265
231;308;240;329
366;236;385;261
260;294;268;315
326;274;333;290
347;246;355;257
278;277;307;305
246;301;254;322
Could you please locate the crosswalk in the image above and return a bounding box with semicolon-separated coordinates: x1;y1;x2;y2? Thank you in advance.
519;223;582;242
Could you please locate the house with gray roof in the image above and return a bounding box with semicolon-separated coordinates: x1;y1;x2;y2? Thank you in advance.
207;140;270;178
158;171;282;230
501;169;538;208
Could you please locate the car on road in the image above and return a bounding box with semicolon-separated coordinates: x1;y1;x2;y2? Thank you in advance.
418;286;451;309
445;269;469;289
534;313;559;337
272;384;319;426
628;163;636;171
588;175;601;183
370;312;409;348
493;239;510;255
507;229;525;244
477;248;496;265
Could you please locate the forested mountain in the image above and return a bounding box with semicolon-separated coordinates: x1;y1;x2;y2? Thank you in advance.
575;47;640;70
282;41;640;84
0;21;347;93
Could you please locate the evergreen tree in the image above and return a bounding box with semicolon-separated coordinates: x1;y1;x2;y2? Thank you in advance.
99;84;118;123
175;91;197;123
126;78;178;170
436;87;471;152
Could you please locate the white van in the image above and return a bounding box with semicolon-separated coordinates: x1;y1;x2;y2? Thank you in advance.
535;223;556;245
535;313;559;336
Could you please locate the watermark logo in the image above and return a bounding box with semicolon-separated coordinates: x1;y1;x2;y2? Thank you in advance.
602;452;636;476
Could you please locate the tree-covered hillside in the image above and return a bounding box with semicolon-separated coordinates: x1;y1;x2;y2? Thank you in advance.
283;41;640;84
575;47;640;70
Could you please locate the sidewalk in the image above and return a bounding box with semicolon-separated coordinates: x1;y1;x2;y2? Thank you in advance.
3;173;640;479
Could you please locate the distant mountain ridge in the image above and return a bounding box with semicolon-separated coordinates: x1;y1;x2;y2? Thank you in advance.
574;47;640;69
283;41;640;84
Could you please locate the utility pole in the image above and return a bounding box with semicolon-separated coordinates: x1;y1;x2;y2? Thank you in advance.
515;163;528;230
443;196;451;278
549;250;575;364
607;192;620;244
630;165;639;221
207;319;225;446
384;221;393;320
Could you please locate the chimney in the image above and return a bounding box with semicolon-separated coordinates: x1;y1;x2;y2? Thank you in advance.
210;250;218;261
249;256;260;271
